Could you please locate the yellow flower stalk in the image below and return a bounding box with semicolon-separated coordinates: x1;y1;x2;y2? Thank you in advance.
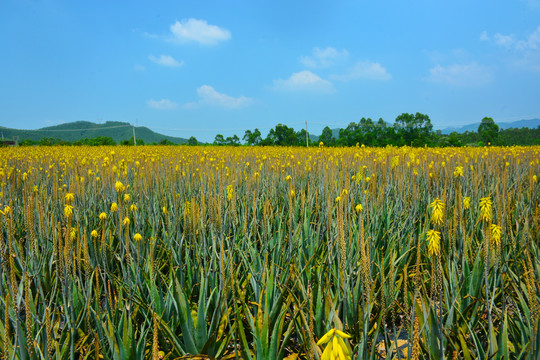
115;181;125;193
429;198;445;225
134;233;143;242
226;184;234;201
453;166;464;178
99;212;107;221
123;217;130;226
65;192;75;204
64;204;74;218
479;196;492;222
426;229;441;256
124;193;131;203
355;204;363;213
91;230;98;238
463;196;471;210
110;202;118;212
490;224;502;245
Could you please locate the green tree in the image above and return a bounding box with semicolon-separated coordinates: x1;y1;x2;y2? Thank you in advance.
394;112;433;146
188;136;198;146
477;117;499;145
214;134;226;145
243;129;262;145
265;124;297;146
225;135;240;146
318;126;334;146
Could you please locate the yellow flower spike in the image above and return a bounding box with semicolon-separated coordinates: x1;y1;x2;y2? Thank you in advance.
463;196;471;210
64;204;74;218
490;224;502;245
130;204;138;212
110;202;118;212
289;189;295;197
162;207;168;215
429;198;445;225
479;196;493;222
453;166;464;178
316;329;335;346
426;229;441;256
355;204;363;213
115;181;125;193
123;217;130;226
99;212;107;221
91;230;98;238
124;193;131;203
65;192;75;204
134;233;142;242
335;196;342;203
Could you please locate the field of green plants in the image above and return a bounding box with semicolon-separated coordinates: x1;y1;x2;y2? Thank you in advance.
0;145;539;359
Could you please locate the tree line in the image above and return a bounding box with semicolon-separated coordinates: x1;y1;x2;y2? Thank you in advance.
3;114;539;147
212;114;539;147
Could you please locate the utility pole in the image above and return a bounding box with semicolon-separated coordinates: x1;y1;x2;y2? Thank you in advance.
305;120;309;147
132;124;137;146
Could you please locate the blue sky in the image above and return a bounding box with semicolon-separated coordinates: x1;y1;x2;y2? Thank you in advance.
1;0;540;142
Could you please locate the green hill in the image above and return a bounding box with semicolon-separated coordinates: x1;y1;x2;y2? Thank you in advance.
0;121;188;144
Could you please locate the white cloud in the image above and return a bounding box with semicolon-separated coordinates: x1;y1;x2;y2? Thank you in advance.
147;99;178;110
300;47;348;68
480;31;490;41
428;63;492;86
272;70;335;93
516;26;540;50
170;18;231;45
330;61;392;81
149;54;184;67
133;64;146;71
494;33;515;48
485;26;540;51
185;85;252;109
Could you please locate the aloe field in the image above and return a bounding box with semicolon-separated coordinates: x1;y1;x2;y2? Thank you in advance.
0;145;539;359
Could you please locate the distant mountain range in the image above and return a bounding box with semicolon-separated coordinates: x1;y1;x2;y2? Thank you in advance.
0;121;188;144
439;118;540;135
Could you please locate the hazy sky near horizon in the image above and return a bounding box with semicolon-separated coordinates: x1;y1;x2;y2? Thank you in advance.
1;0;540;142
